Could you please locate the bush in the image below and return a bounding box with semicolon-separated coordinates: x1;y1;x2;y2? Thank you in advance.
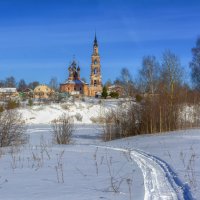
0;110;27;147
135;94;143;102
102;104;141;141
51;114;74;144
110;92;119;99
90;116;105;124
81;97;86;102
0;105;4;113
139;94;180;134
61;103;70;110
28;98;33;107
6;100;20;110
102;92;183;141
74;113;83;122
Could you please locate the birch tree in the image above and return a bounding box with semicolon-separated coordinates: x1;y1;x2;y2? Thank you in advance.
139;55;160;94
190;37;200;90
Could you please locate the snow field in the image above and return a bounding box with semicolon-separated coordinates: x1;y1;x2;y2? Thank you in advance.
0;125;144;200
1;100;200;199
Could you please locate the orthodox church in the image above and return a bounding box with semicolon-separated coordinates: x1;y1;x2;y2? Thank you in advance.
60;34;102;97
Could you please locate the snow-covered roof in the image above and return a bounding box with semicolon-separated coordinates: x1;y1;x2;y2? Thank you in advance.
96;92;102;96
64;79;88;85
108;84;123;89
0;88;17;93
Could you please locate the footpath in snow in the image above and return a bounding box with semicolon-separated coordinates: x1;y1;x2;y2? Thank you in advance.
95;145;193;200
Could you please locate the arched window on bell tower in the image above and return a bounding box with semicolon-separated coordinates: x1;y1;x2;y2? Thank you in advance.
94;68;98;74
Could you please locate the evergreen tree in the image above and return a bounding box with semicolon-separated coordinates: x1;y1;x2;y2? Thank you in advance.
102;86;108;99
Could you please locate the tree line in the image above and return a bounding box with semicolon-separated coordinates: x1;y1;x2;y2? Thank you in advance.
0;77;59;92
104;37;200;96
103;37;200;140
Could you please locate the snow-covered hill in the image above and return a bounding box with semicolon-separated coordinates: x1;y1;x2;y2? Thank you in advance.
17;100;114;124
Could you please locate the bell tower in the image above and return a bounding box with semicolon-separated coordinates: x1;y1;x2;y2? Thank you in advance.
90;33;102;96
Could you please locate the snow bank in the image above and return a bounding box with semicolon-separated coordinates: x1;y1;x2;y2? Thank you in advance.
17;101;112;124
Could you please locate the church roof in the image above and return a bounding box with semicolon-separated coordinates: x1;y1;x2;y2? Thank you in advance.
94;33;98;47
71;60;77;68
63;79;88;85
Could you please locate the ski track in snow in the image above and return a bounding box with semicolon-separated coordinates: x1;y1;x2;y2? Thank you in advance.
94;145;193;200
26;126;193;199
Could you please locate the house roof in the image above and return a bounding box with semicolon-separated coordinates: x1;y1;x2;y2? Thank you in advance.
23;88;33;93
108;84;123;89
34;84;54;93
0;88;17;93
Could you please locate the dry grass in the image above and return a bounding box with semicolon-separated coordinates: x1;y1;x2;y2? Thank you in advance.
51;113;74;144
90;116;106;124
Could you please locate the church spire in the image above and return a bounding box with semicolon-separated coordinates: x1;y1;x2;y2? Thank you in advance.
94;32;98;47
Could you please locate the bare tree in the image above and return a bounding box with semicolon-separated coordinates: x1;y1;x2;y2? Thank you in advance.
28;81;40;90
139;51;183;133
119;67;135;97
104;79;112;87
51;114;74;144
18;79;27;92
160;50;183;94
102;104;141;141
0;80;5;87
0;110;27;147
190;37;200;90
5;76;16;88
139;55;160;94
49;77;58;92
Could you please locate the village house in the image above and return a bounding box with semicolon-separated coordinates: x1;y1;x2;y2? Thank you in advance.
21;88;34;98
107;85;125;97
34;84;55;99
0;88;19;100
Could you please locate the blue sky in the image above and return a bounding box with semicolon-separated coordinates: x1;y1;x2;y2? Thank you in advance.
0;0;200;85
